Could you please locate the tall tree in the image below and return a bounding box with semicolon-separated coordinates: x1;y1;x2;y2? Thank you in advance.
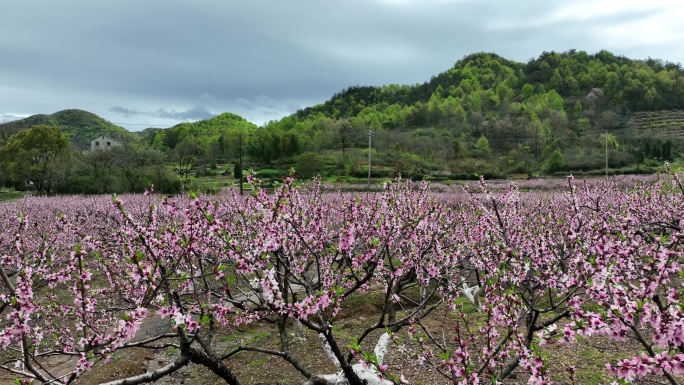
172;136;203;183
0;124;71;194
85;145;118;193
333;119;359;158
474;135;491;156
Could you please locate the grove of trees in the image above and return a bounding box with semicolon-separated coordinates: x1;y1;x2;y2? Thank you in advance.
0;172;683;384
0;125;71;195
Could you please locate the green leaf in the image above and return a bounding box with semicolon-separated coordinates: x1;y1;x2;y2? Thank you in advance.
346;338;361;352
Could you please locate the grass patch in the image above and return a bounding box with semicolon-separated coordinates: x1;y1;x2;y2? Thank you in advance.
245;329;271;343
0;190;24;202
571;346;614;385
451;297;478;314
219;327;273;344
247;358;270;367
165;346;179;356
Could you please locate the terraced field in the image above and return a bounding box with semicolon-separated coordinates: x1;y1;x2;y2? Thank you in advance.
631;109;684;134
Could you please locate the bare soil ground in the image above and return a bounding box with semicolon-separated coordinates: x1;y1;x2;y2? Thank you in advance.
2;289;679;385
58;294;663;385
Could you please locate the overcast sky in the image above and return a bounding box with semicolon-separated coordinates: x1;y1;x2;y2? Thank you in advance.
2;0;683;131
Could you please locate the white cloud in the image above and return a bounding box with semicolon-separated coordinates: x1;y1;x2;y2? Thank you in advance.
371;0;467;6
231;95;314;126
0;113;30;123
487;0;683;29
543;0;684;59
548;0;681;22
318;42;417;64
600;9;684;48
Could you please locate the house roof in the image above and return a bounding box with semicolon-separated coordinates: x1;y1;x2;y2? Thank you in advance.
91;135;120;142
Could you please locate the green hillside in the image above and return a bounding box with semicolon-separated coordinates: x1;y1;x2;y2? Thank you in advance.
295;50;684;121
254;50;684;177
142;112;259;166
0;109;132;149
631;110;684;132
147;112;258;148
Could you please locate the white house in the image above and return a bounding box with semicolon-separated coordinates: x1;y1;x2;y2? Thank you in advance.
90;135;122;151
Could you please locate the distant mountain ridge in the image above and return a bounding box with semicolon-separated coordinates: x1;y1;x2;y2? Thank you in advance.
0;109;131;149
293;50;684;123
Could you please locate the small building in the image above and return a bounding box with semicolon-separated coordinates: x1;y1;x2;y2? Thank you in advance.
90;135;122;151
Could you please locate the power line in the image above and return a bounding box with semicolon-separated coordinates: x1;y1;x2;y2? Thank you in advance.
367;130;374;192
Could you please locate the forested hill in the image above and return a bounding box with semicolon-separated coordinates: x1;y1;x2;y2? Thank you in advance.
0;109;132;149
257;50;684;177
295;50;684;121
140;112;259;166
145;112;258;148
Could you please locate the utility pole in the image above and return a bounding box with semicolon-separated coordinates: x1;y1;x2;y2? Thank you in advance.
367;130;374;192
535;124;539;161
239;133;243;196
605;131;608;177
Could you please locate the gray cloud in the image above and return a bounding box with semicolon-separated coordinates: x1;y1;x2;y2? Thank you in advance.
1;0;683;130
111;105;216;121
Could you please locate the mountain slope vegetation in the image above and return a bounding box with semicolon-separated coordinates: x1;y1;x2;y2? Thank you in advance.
0;109;132;149
259;50;684;177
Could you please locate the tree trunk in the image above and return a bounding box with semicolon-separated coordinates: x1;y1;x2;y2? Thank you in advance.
189;347;242;385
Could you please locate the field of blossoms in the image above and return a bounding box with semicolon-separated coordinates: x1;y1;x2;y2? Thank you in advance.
0;172;683;385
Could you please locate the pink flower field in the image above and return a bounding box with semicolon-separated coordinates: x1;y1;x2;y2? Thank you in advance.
0;173;683;385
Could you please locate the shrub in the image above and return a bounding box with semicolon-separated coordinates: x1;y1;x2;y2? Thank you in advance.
295;152;326;179
254;169;280;180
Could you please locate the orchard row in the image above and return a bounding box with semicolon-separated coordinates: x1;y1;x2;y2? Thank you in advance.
0;172;683;385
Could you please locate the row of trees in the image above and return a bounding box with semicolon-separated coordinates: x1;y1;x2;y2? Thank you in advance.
2;115;678;197
0;125;181;195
